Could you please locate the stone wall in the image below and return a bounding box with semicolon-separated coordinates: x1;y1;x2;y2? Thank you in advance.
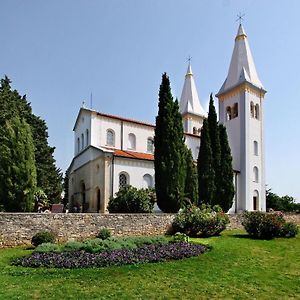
0;213;175;248
0;213;299;248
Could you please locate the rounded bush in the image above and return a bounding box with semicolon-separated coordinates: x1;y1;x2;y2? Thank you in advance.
107;186;155;213
31;231;56;247
172;204;229;238
96;228;111;240
241;211;298;239
34;243;61;253
279;222;298;238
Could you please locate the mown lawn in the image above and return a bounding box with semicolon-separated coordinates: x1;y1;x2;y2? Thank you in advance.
0;230;299;300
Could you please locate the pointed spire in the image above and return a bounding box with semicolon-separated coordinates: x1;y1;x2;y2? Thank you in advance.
217;24;264;95
179;63;206;117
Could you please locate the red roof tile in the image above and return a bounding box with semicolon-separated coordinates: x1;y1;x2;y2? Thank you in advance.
104;147;154;161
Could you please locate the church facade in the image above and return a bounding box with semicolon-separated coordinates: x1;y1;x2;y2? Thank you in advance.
68;24;266;213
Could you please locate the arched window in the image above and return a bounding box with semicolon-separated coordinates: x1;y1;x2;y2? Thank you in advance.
197;128;201;135
253;190;259;211
232;103;238;118
254;141;258;156
147;137;154;153
255;104;260;119
119;172;129;188
193;127;197;135
250;101;255;118
106;129;115;146
86;129;89;146
128;133;136;150
77;137;80;153
143;174;153;188
253;167;259;183
226;106;232;121
81;133;84;149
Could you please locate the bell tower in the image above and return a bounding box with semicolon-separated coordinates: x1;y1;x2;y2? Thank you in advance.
179;63;206;135
216;24;267;212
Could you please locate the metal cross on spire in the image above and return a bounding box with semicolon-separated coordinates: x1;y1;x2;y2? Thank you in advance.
236;12;245;25
187;55;192;64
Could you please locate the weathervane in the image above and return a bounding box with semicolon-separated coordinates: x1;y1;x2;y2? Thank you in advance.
187;55;192;64
236;12;245;25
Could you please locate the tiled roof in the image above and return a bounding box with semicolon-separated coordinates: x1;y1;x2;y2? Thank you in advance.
104;147;154;161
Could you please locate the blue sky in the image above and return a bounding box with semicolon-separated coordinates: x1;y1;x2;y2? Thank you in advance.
0;0;299;201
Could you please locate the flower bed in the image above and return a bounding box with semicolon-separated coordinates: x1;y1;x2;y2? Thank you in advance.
13;242;208;268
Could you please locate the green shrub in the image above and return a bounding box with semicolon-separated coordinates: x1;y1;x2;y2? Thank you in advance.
241;211;298;239
96;228;111;240
173;232;188;243
34;243;61;253
31;231;56;247
123;236;168;247
241;211;284;239
172;204;229;237
107;186;155;213
279;222;298;238
63;241;85;252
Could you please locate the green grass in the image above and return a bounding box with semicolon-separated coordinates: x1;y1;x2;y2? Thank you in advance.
0;230;300;299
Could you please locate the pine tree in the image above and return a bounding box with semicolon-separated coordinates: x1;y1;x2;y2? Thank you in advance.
197;119;215;205
207;94;221;204
0;116;37;211
0;77;63;204
218;124;234;212
184;147;198;204
154;73;186;212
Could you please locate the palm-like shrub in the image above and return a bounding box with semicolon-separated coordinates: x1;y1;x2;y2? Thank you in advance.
172;204;229;237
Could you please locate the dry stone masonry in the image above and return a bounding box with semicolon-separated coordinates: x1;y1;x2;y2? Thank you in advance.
0;213;299;248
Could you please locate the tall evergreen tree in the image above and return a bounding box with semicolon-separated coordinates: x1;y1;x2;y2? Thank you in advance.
184;147;198;204
0;116;37;211
154;73;186;212
0;77;63;204
207;94;221;204
218;124;234;212
197;119;215;205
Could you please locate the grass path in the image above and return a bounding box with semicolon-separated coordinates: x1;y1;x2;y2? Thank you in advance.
0;230;299;299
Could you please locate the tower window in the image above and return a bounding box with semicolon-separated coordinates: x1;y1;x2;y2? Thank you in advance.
254;141;258;156
226;106;232;120
86;129;89;146
255;104;260;119
253;167;259;183
77;137;80;153
193;127;197;135
128;133;136;150
232;103;238;118
106;129;115;147
81;133;84;149
147;137;154;153
250;101;255;118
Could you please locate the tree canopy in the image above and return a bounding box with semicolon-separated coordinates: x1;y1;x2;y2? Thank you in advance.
154;73;186;212
0;77;62;211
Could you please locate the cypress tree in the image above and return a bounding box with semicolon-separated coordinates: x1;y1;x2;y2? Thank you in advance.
218;124;234;212
0;77;63;204
197;119;215;205
0;116;37;211
207;94;221;204
154;73;186;212
184;147;198;205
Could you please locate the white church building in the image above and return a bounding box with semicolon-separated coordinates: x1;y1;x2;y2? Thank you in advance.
68;24;266;213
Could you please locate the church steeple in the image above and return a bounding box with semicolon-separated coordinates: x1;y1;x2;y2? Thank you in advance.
179;63;206;118
217;24;264;95
216;23;267;213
